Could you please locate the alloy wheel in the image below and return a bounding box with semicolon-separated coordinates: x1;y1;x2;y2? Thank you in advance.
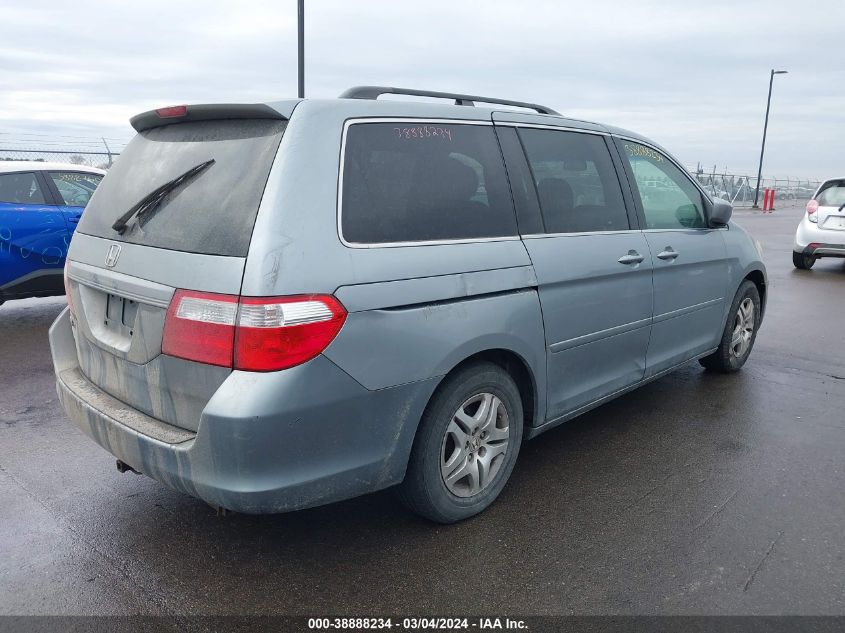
730;297;755;359
440;392;510;498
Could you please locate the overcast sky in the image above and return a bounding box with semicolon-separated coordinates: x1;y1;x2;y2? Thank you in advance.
1;0;842;178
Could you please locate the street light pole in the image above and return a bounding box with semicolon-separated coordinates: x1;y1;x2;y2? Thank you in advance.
753;69;788;208
297;0;305;98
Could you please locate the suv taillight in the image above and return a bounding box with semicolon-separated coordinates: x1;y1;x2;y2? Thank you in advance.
235;295;347;371
162;290;346;371
807;199;819;223
162;291;238;367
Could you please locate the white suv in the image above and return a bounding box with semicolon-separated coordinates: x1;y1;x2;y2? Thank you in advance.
793;178;845;269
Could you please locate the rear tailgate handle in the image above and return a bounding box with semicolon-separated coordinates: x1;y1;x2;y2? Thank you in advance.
657;248;679;261
618;251;644;265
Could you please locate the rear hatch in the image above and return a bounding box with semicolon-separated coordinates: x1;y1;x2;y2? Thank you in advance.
814;179;845;232
65;106;287;431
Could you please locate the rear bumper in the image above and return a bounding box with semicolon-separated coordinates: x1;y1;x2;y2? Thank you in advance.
798;244;845;258
794;218;845;257
50;308;437;513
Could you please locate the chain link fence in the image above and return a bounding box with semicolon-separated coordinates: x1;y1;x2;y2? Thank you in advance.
689;167;820;208
0;149;119;170
0;133;127;169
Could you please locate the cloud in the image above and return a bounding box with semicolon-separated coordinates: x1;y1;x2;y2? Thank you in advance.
1;0;841;177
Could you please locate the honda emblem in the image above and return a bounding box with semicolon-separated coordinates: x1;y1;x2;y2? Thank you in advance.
105;244;121;267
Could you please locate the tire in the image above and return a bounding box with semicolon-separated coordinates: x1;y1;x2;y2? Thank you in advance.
792;251;815;270
399;361;523;523
699;280;761;373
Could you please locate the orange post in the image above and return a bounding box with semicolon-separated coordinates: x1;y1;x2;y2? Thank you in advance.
763;188;775;212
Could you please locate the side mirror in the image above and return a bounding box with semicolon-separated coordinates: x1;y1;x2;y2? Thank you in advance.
708;198;733;227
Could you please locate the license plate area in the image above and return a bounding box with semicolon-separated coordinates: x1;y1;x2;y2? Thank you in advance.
823;215;845;230
104;293;138;337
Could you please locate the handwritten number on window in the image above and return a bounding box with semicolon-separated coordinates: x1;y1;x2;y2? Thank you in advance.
624;143;663;162
394;126;453;142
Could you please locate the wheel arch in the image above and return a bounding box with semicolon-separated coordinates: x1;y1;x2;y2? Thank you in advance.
743;268;767;320
437;348;540;433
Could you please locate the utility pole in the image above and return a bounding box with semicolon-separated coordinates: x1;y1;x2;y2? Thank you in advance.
753;69;788;208
297;0;305;98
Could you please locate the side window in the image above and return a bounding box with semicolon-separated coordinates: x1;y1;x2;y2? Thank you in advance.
518;129;629;234
620;142;706;229
0;172;47;205
49;172;103;207
341;122;517;244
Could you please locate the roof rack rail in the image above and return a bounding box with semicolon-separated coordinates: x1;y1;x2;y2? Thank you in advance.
338;86;560;116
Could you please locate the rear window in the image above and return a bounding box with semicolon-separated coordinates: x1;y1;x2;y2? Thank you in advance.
49;171;103;207
817;180;845;207
340;122;517;244
77;118;286;257
0;172;46;205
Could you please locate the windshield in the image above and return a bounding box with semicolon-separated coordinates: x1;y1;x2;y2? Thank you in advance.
77;118;286;257
817;180;845;207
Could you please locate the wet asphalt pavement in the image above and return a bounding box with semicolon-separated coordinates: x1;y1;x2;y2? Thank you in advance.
1;202;844;617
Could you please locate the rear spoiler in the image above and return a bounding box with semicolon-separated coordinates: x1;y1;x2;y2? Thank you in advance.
130;103;287;133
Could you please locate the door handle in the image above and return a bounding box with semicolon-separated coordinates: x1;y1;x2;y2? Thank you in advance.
68;216;81;224
657;247;679;261
618;251;644;265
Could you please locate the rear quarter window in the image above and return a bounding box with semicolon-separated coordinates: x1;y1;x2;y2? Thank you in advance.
340;121;517;244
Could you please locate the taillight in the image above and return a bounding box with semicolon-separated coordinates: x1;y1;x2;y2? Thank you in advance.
235;295;346;371
162;290;238;367
63;262;74;315
162;291;346;372
807;199;819;223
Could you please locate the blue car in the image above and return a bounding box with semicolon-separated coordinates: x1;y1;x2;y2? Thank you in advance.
0;162;104;305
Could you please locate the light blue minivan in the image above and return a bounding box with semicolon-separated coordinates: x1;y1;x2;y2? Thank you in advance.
51;88;766;522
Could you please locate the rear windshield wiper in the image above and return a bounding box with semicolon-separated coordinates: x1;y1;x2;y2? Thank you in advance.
111;159;215;234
